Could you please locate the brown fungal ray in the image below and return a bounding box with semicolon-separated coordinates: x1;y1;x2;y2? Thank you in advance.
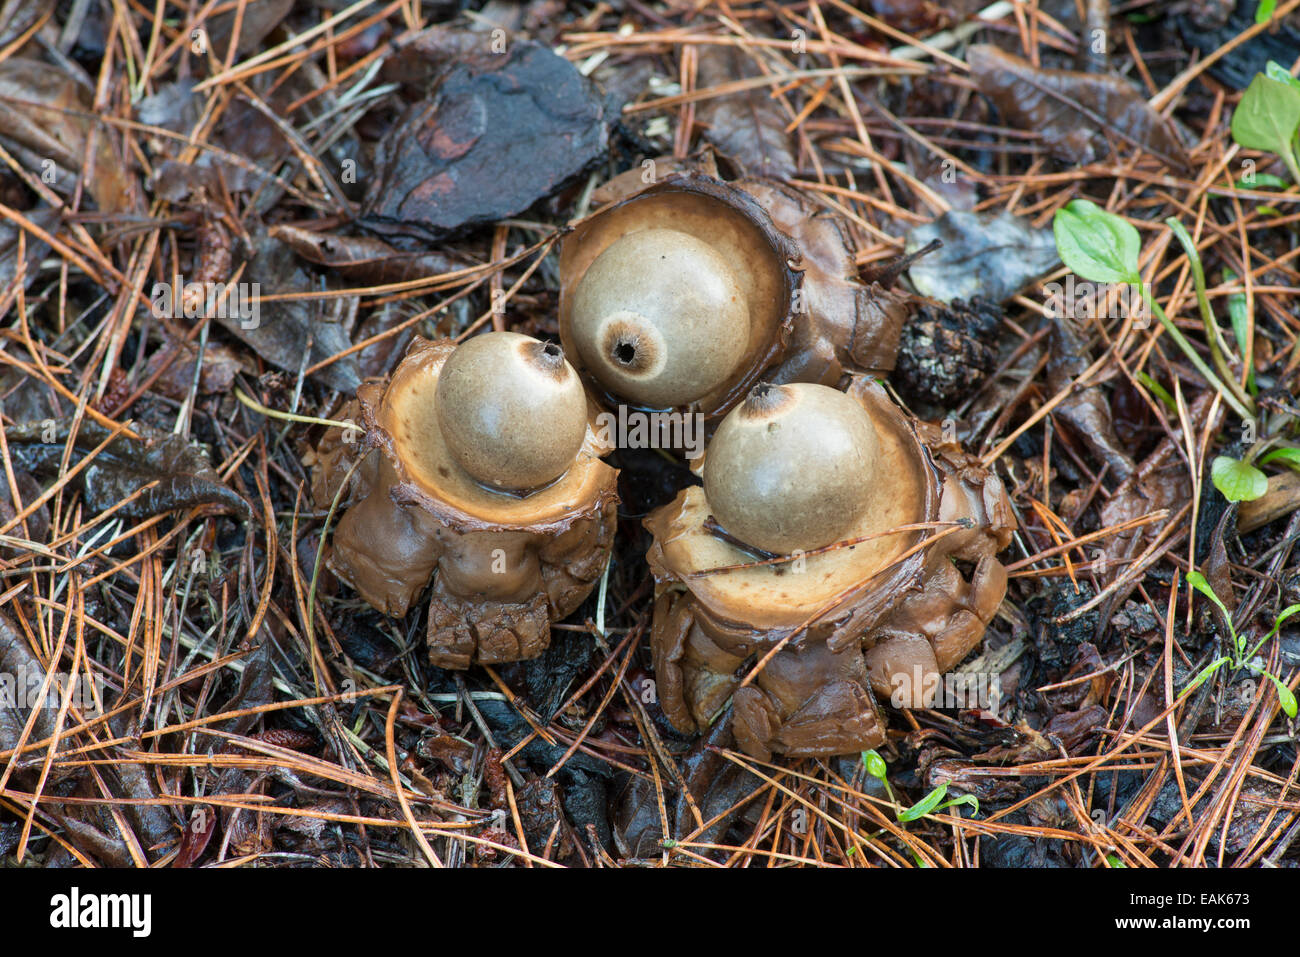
644;378;1012;760
326;336;618;669
734;177;914;384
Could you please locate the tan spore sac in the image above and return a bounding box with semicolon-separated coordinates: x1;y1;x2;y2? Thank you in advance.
558;170;914;418
644;378;1012;761
322;336;618;669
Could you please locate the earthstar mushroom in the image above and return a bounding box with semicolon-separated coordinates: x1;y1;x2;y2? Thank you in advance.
644;380;1013;760
326;332;618;669
559;171;914;418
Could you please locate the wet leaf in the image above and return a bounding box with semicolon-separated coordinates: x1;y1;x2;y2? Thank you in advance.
0;207;57;290
0;611;56;755
1211;454;1267;502
1047;315;1136;481
270;224;474;286
0;58;132;213
216;232;361;394
5;419;251;520
0;0;52;49
362;41;610;241
861;0;969;32
207;0;293;59
1095;395;1212;597
906;208;1059;303
695;44;797;179
968;45;1188;167
142;336;246;401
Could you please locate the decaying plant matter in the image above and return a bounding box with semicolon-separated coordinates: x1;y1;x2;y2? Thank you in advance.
558;170;915;416
324;333;618;668
12;0;1300;873
645;380;1013;760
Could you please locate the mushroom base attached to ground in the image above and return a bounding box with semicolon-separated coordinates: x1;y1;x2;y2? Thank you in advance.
644;379;1012;761
324;336;619;669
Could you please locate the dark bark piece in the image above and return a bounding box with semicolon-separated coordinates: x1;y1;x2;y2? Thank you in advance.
612;715;759;861
517;777;577;861
1239;471;1300;533
967;44;1189;168
1178;1;1300;90
362;42;610;241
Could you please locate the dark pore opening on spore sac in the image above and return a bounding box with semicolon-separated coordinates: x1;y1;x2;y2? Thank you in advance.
614;340;636;365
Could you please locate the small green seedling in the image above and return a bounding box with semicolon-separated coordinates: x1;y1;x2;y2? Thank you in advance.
1052;201;1254;421
862;748;889;783
1054;202;1299;504
1235;172;1291;190
1209;438;1300;502
861;749;978;825
1221;268;1256;395
896;782;979;823
1181;570;1298;719
1259;448;1300;470
1211;454;1268;502
1136;372;1176;413
1265;60;1300;92
1231;66;1300;185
